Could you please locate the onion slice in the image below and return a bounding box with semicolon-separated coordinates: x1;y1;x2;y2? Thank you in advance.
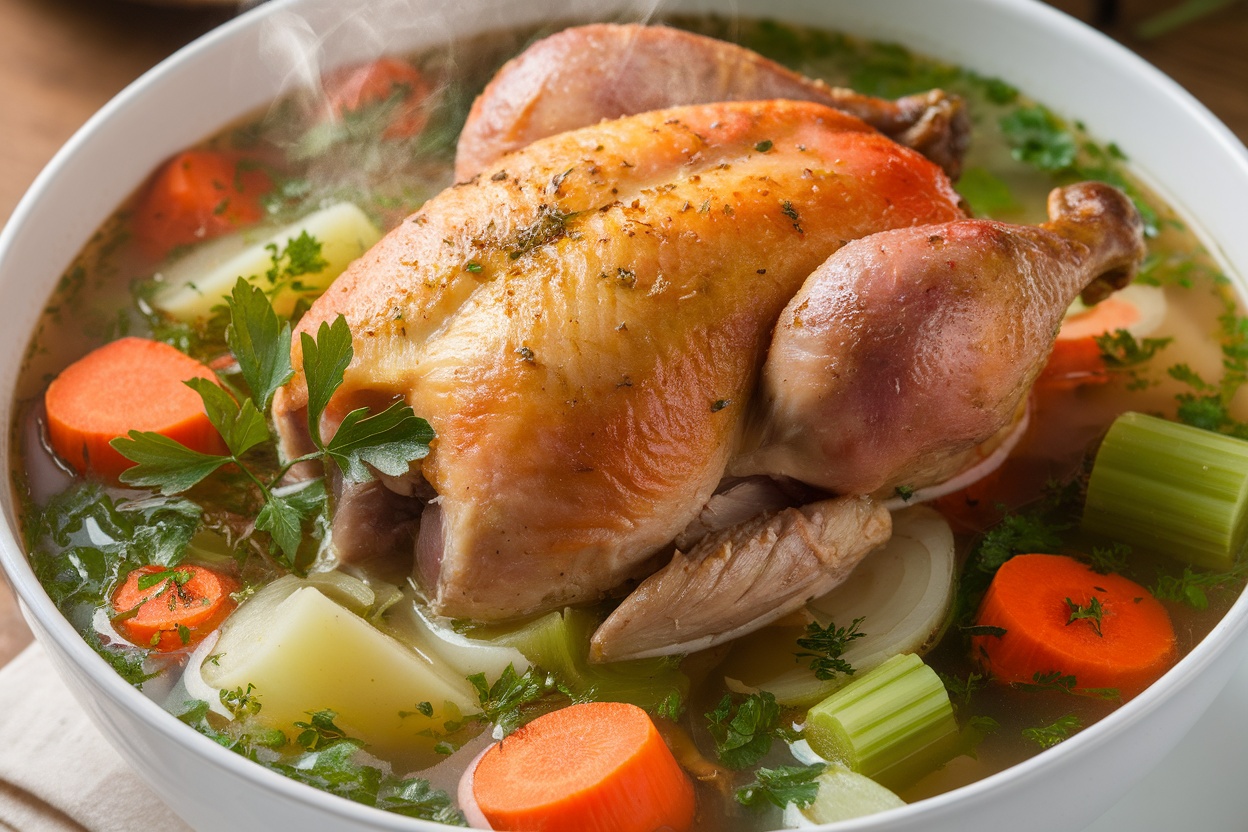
723;506;956;706
457;746;495;830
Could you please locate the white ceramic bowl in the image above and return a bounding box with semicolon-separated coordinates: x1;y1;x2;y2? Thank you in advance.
2;1;1247;830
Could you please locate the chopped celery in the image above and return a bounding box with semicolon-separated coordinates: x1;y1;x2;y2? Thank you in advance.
804;654;960;791
781;764;905;827
1083;411;1248;570
484;607;689;712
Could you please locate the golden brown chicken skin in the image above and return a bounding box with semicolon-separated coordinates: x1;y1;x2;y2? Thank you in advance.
273;99;965;620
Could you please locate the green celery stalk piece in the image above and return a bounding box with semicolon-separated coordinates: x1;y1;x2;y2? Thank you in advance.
805;653;959;791
1082;411;1248;570
489;607;689;711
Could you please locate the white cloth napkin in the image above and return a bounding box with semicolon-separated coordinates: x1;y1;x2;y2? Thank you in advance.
0;644;191;832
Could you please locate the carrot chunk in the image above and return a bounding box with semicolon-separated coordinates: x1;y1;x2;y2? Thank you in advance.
1037;336;1109;389
469;701;696;832
44;337;226;479
132;150;273;261
972;554;1177;699
112;564;239;652
323;57;433;139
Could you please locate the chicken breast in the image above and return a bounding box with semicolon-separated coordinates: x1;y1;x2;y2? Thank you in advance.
273;99;965;620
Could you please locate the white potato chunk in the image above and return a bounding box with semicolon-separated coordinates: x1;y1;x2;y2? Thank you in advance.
152;202;381;320
202;582;479;758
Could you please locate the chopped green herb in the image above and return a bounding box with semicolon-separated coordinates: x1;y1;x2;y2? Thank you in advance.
1022;715;1081;748
295;709;349;751
1066;596;1106;637
1085;542;1132;575
1153;563;1248;610
220;684;263;719
705;691;797;770
754;140;774;153
1015;671;1119;701
999;105;1077;172
735;763;826;810
467;664;560;736
795;617;866;681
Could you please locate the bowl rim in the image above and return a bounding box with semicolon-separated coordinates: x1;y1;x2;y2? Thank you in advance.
2;0;1248;830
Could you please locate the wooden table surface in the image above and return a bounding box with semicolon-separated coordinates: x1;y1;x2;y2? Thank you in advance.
0;0;1246;668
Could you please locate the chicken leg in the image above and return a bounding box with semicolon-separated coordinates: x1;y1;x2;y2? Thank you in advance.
733;182;1146;496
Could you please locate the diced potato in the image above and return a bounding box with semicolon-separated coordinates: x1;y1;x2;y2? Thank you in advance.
152;202;381;321
201;582;479;758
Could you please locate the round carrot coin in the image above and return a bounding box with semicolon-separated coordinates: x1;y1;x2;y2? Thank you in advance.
112;564;239;652
471;701;696;832
44;337;226;479
973;553;1177;699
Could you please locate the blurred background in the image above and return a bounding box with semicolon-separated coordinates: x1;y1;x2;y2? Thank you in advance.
0;0;1245;667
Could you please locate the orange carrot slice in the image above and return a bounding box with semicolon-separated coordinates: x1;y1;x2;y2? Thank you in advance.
972;554;1177;699
112;564;239;652
132;150;273;261
1037;336;1109;389
1038;285;1165;390
468;701;696;832
323;57;432;139
44;337;226;479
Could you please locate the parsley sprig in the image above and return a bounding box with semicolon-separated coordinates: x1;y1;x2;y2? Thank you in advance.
1153;563;1248;610
1065;596;1106;637
467;664;567;737
735;763;826;810
177;700;465;824
705;691;800;770
794;617;866;681
111;278;433;570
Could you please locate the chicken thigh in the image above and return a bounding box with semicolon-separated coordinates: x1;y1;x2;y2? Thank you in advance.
273;99;966;620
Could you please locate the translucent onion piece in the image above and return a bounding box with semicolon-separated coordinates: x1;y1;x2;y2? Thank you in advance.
722;506;956;706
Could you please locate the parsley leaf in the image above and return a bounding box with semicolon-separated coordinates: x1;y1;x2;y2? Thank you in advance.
999;106;1077;171
735;763;826;810
225;278;293;411
326;400;434;482
300;317;354;449
220;684;263;719
112;432;231;494
29;486;201;627
794;617;866;680
295;709;349;751
264;231;328;295
1022;715;1081;749
88;631;156;687
1153;563;1248;610
255;494;305;569
467;664;558;736
184;377;270;458
1065;596;1106;637
705;691;795;769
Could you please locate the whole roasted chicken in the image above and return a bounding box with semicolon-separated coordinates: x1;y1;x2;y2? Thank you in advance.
273;25;1145;661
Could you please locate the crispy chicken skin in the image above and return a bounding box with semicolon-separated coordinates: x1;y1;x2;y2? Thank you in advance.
273;100;965;620
454;23;970;182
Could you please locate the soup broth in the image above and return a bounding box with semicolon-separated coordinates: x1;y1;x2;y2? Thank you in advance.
12;15;1248;831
